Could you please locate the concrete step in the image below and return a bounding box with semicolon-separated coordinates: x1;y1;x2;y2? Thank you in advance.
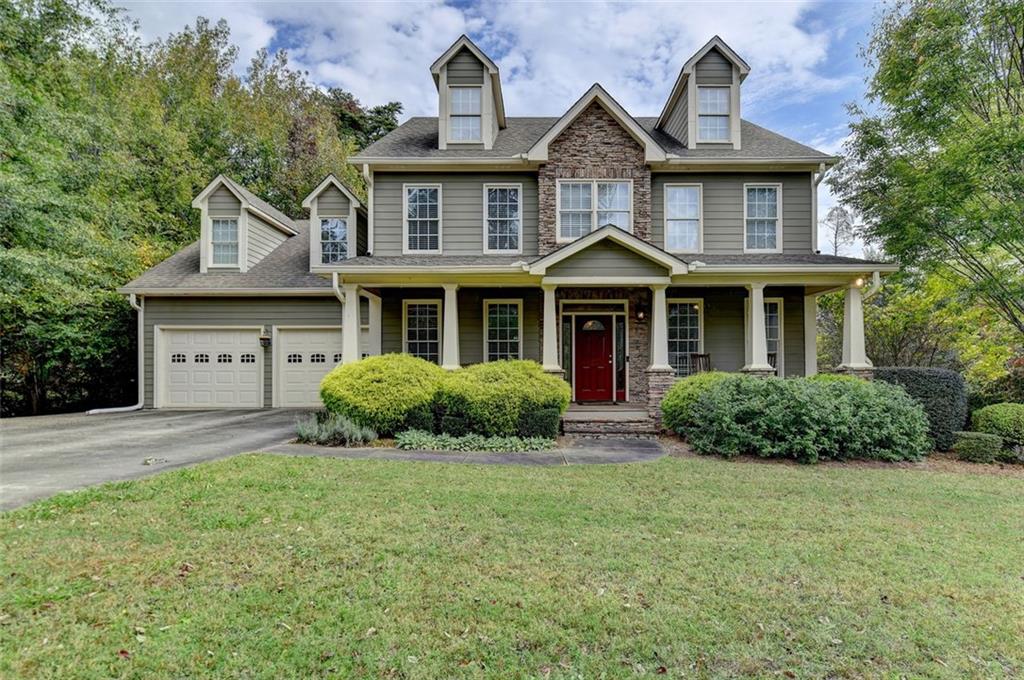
562;417;658;437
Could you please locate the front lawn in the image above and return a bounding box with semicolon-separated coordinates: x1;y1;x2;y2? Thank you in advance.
2;455;1022;678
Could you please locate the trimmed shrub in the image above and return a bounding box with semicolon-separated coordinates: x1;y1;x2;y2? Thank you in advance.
660;371;733;434
952;431;1003;464
687;375;931;464
320;354;445;436
395;430;555;453
433;360;571;437
518;407;562;439
874;367;968;451
807;373;864;385
972;403;1024;448
295;411;377;447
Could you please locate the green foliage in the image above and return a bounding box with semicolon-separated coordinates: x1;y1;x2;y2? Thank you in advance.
952;431;1004;464
432;360;571;437
972;403;1024;448
970;368;1024;411
320;354;444;437
807;373;864;385
874;367;968;450
687;375;931;464
295;411;376;447
660;371;731;434
518;408;562;439
320;89;402;150
395;430;555;453
0;1;395;415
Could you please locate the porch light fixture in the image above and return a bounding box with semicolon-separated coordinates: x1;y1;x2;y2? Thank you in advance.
854;277;865;287
637;310;646;321
260;326;272;348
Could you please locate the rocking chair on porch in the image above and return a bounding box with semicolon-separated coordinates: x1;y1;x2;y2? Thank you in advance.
688;353;712;374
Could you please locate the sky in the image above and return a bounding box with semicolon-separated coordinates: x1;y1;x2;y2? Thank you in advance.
116;0;882;254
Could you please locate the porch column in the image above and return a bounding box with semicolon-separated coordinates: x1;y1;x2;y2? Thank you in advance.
839;282;870;369
341;283;361;364
648;284;672;371
441;283;460;370
541;284;560;371
366;292;382;356
743;282;772;372
803;293;818;376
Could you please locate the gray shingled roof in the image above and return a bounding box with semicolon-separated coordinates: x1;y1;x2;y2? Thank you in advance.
352;117;833;161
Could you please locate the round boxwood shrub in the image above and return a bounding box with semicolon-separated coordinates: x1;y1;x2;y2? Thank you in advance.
952;431;1003;464
874;367;968;451
320;353;445;436
972;403;1024;448
433;360;570;437
687;375;931;464
660;371;733;434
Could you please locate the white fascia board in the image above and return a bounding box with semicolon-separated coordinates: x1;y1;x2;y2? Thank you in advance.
688;264;900;274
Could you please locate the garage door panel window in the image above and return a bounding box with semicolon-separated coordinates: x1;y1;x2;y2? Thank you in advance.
194;353;209;364
171;353;186;364
240;353;256;364
310;353;326;364
287;353;303;364
217;354;232;363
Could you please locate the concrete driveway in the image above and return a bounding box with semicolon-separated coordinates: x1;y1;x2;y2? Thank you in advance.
1;409;307;511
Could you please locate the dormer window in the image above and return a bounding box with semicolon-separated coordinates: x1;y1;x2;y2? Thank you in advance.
449;86;482;142
697;87;731;142
211;218;239;266
320;218;348;264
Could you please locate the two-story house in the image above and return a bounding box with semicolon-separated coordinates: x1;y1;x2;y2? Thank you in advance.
121;35;895;428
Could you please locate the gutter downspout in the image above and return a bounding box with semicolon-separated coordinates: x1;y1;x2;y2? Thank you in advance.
812;162;827;254
362;164;374;256
332;272;345;304
88;293;144;414
863;270;882;300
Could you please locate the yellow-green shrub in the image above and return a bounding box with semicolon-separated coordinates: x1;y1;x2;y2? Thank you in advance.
660;371;733;434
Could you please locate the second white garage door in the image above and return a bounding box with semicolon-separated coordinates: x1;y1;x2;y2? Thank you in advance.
276;328;344;407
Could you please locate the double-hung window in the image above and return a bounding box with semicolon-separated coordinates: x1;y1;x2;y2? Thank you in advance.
484;185;521;253
744;184;781;252
697;87;731;142
449;87;482;142
667;300;703;377
320;217;347;263
484;300;522;361
403;300;441;364
211;218;238;266
557;180;631;241
404;185;441;253
664;184;702;253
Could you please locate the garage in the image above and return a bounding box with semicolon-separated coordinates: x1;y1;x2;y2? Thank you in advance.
160;329;262;408
275;328;345;407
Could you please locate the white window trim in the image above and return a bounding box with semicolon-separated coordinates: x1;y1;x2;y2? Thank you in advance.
667;298;704;376
207;211;245;270
663;183;703;254
743;297;786;377
555;178;634;244
481;183;523;255
696;85;733;143
482;298;523;362
402;299;442;362
447;84;483;144
402;184;443;255
742;182;784;254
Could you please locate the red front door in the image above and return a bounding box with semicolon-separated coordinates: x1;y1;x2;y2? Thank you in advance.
574;316;613;401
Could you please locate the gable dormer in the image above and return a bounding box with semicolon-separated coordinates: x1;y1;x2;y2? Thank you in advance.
430;35;506;150
656;36;750;150
191;176;297;273
302;174;366;271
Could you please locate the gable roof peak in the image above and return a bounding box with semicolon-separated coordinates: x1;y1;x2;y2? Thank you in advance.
430;34;499;75
301;173;362;209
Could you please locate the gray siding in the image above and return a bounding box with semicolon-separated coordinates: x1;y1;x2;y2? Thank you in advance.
246;214;288;268
143;297;344;407
547;240;668;278
317;186;350;215
695;48;733;84
663;83;688;145
208;186;241;216
373;173;539;256
447;48;485;84
379;287;541;364
652;173;813;254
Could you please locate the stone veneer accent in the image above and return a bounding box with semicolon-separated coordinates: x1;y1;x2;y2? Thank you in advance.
646;368;677;428
538;102;652;255
835;366;875;380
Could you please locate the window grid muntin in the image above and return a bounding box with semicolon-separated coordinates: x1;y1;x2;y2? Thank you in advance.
287;353;302;364
665;185;701;252
745;185;780;251
194;353;209;364
217;353;232;364
449;87;481;142
668;301;702;377
485;301;521;361
405;186;440;252
211;218;238;265
485;185;521;253
558;180;632;241
320;217;348;263
310;353;326;364
240;353;256;364
171;353;186;364
765;301;781;356
405;302;440;364
697;87;731;142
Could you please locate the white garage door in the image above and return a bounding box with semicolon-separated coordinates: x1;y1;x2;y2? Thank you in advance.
277;329;345;407
163;329;261;408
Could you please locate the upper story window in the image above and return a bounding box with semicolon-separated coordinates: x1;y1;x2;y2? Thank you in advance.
449;87;482;142
557;180;632;242
744;184;782;252
697;87;731;142
484;184;521;253
320;218;347;264
404;185;441;253
664;184;702;253
211;218;238;265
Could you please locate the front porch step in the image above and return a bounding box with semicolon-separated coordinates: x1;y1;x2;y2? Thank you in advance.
561;407;658;436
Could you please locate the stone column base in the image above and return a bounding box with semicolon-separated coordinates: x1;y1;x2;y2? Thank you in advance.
740;367;777;378
647;368;678;428
836;365;874;380
543;367;566;380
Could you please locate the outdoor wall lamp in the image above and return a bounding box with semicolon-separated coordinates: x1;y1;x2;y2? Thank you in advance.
260;326;272;348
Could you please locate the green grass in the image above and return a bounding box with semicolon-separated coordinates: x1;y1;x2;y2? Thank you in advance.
2;455;1022;678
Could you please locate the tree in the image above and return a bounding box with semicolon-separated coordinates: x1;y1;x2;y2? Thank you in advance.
821;205;856;256
321;88;402;150
828;0;1024;336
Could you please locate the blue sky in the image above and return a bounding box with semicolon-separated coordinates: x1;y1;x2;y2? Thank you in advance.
118;0;882;252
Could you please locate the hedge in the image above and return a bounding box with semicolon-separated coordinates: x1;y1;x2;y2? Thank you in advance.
432;360;570;437
874;367;967;451
660;371;731;434
395;430;555;453
972;403;1024;448
320;354;444;436
952;431;1003;464
687;375;931;464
